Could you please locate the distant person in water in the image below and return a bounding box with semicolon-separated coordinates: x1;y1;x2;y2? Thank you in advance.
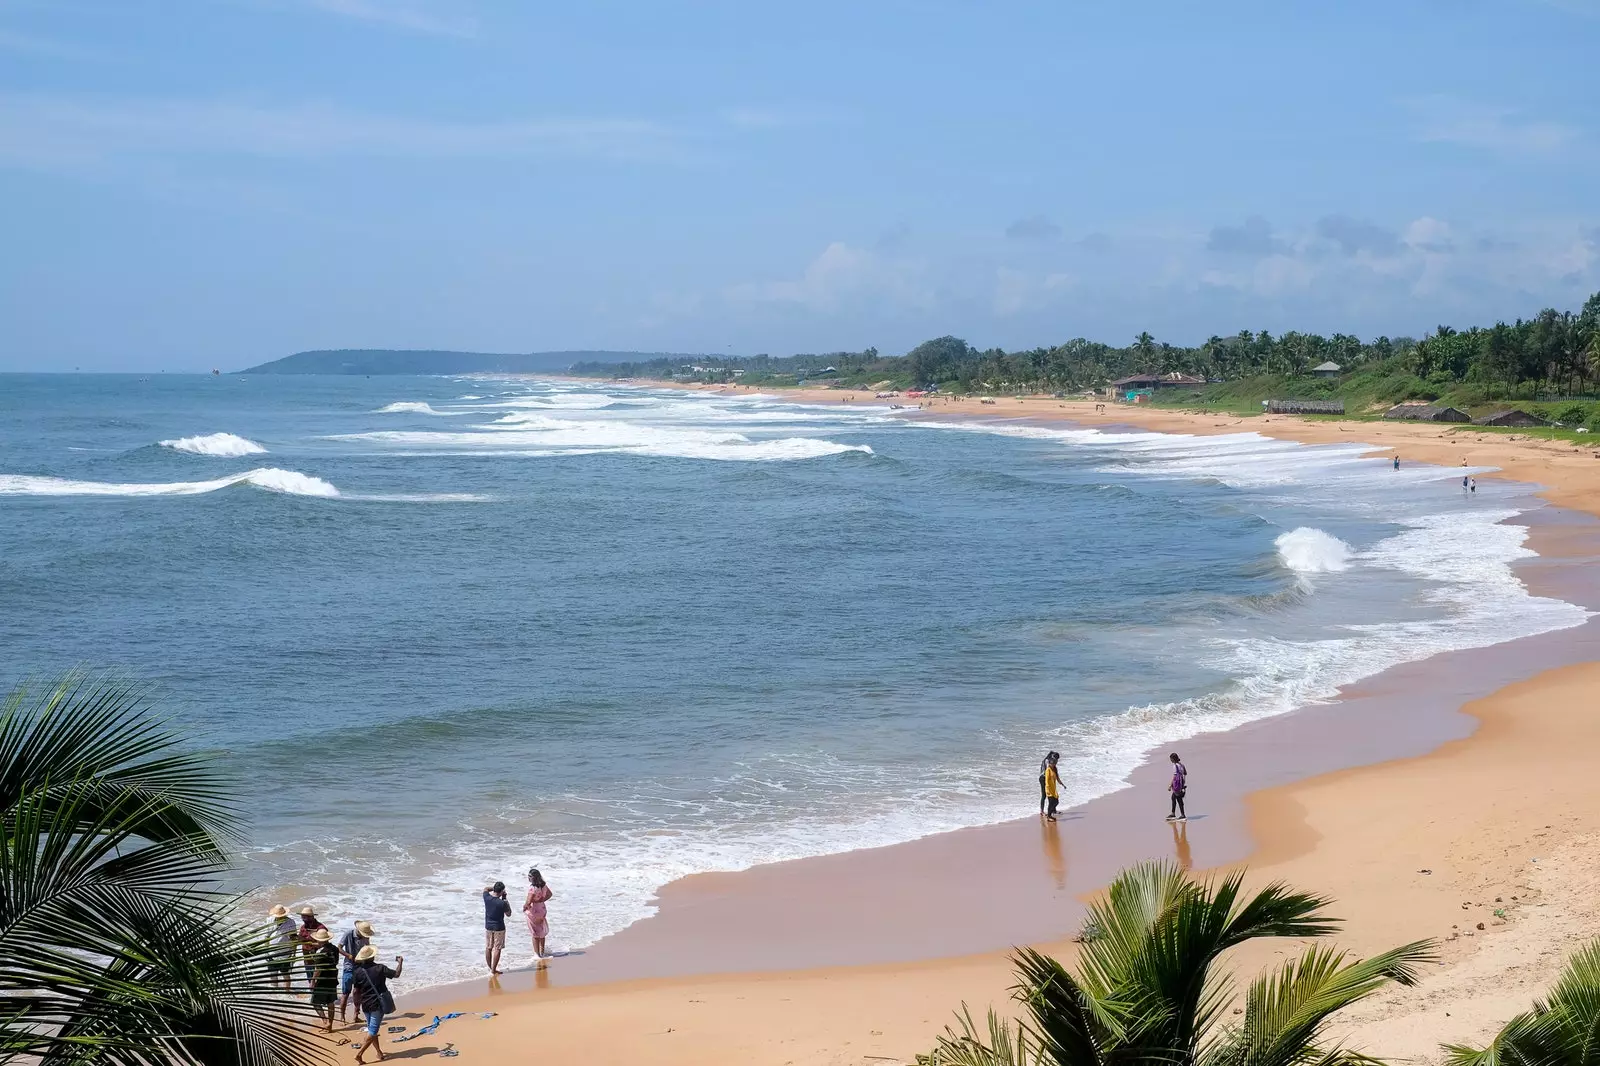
524;867;555;959
1043;753;1062;822
1167;753;1187;820
483;881;512;974
1463;474;1470;490
1471;477;1477;493
1393;455;1400;470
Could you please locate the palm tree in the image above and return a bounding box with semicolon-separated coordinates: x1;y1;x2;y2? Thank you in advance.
0;674;328;1065
918;861;1433;1066
1443;939;1600;1066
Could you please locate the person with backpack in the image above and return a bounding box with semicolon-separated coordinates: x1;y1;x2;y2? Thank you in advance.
1167;752;1188;820
350;945;403;1066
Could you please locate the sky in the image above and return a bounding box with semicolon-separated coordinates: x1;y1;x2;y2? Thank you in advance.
1;0;1598;371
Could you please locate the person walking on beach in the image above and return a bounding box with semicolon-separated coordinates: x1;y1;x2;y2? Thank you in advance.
1043;753;1062;822
266;905;297;992
524;867;554;960
307;928;340;1032
1167;753;1188;820
297;905;328;990
483;881;512;974
351;945;403;1065
338;919;376;1024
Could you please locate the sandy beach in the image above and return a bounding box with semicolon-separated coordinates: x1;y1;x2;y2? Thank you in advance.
358;387;1600;1066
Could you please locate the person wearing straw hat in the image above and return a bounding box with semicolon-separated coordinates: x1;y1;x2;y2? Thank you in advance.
307;928;340;1031
338;919;377;1023
351;944;404;1065
296;905;328;990
265;905;298;991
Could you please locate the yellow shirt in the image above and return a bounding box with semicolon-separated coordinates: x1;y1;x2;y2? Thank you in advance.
1044;765;1060;799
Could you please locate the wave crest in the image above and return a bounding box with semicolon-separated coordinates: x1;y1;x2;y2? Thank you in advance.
0;467;339;498
377;402;446;415
159;432;267;457
1275;527;1351;573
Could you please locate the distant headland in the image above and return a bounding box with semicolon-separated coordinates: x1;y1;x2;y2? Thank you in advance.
237;349;703;375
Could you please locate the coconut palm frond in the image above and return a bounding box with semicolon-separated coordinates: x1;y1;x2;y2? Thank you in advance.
917;1005;1051;1066
1443;939;1600;1066
1201;941;1436;1066
0;674;239;850
0;673;328;1066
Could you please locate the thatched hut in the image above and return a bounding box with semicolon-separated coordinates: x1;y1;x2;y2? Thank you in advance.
1472;409;1549;427
1383;403;1470;423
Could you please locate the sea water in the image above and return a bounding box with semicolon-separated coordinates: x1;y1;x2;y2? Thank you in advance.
0;373;1584;986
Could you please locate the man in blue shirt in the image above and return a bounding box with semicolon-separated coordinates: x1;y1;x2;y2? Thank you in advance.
483;881;512;974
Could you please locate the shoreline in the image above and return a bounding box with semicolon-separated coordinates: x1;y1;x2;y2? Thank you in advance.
369;382;1600;1064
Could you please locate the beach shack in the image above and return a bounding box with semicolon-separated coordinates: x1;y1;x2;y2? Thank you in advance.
1383;402;1471;423
1311;361;1342;379
1109;372;1205;401
1472;409;1549;427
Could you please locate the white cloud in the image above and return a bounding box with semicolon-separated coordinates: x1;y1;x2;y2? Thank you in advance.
1410;94;1578;155
725;242;933;312
0;93;679;168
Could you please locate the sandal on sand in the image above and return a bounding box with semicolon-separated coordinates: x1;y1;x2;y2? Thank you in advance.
387;1026;405;1033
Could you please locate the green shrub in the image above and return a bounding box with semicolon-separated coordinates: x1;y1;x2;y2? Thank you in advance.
1555;403;1591;426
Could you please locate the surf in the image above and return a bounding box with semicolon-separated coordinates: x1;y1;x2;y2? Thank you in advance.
158;432;268;457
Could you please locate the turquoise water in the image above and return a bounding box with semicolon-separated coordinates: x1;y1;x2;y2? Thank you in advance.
0;373;1584;985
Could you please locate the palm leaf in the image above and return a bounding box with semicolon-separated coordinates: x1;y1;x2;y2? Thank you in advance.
1203;941;1434;1066
1;673;329;1066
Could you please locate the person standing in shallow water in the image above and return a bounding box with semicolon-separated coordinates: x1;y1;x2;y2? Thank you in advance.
524;867;554;960
1167;752;1187;820
483;881;512;974
1037;751;1058;816
1043;753;1062;822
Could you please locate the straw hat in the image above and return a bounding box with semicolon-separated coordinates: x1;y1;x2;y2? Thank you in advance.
354;945;378;962
311;928;332;943
354;920;376;938
300;906;317;917
269;905;288;919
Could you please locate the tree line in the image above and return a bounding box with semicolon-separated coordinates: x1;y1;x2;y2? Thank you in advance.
573;291;1600;399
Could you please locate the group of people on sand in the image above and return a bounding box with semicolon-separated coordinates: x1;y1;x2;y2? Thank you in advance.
1039;751;1188;822
264;866;554;1062
267;903;401;1063
481;867;555;975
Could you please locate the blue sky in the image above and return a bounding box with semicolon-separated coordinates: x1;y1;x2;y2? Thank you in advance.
2;0;1598;371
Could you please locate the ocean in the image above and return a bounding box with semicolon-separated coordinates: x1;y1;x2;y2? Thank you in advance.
0;373;1585;986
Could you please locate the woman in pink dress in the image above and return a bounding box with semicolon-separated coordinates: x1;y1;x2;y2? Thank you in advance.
523;867;554;959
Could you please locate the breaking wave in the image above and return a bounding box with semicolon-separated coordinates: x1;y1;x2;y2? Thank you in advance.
1275;527;1352;573
376;402;447;415
0;468;340;497
158;432;267;457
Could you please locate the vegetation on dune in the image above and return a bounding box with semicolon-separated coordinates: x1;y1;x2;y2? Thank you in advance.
573;292;1600;421
0;674;327;1066
916;860;1434;1066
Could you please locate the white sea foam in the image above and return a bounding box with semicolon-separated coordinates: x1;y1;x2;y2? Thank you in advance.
0;467;339;497
159;432;268;457
328;418;873;461
376;401;448;415
1275;527;1352;573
